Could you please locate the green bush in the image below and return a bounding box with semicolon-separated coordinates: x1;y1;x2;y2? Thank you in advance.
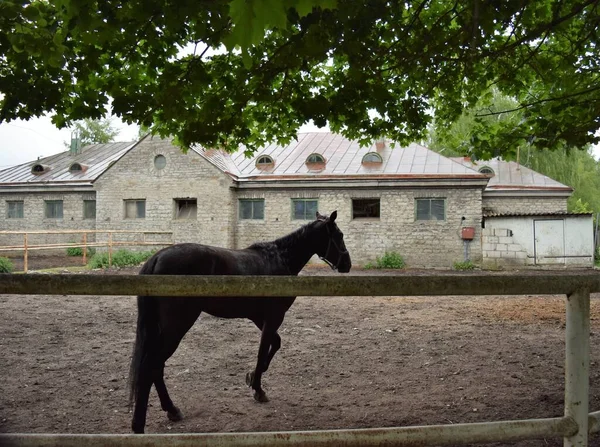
88;252;110;269
88;249;155;269
453;260;476;271
66;246;96;257
0;257;13;273
364;251;405;269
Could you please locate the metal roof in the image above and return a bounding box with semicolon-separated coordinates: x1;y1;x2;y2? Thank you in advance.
484;211;591;218
451;157;572;191
199;133;485;180
0;142;135;185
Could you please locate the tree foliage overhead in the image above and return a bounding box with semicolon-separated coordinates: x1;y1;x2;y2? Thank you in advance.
1;0;599;155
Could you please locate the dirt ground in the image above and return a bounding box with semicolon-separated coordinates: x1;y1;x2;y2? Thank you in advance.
1;260;599;447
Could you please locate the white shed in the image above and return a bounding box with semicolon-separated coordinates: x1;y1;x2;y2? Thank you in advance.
482;212;594;269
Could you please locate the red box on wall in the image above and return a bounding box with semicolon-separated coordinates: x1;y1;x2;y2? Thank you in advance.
461;227;475;240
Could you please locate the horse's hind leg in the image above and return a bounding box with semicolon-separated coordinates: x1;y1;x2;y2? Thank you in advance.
154;366;183;422
247;316;284;402
132;363;154;433
153;308;201;423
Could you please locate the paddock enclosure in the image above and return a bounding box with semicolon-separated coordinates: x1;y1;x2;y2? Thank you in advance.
0;267;599;446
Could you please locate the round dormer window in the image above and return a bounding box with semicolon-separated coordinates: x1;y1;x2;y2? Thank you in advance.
256;155;274;170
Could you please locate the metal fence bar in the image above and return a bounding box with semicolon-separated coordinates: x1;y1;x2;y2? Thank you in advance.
565;289;591;447
1;273;599;297
0;416;578;447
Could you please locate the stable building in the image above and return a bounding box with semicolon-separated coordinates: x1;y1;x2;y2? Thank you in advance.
0;133;593;269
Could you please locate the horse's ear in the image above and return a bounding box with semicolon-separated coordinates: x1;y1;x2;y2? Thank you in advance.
329;210;337;222
316;211;325;221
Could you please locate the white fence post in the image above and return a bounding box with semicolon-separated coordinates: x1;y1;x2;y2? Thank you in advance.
565;289;590;447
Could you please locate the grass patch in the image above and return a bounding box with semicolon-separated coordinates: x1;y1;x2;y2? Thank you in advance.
0;257;13;273
66;246;96;257
364;251;405;269
88;249;155;269
453;260;476;271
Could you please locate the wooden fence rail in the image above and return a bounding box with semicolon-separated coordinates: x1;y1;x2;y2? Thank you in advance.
0;230;173;272
0;272;598;447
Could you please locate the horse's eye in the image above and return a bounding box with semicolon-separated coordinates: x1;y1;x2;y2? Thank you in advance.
339;232;344;238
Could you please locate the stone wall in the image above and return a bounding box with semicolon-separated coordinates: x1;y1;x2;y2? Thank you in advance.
235;187;483;268
94;136;236;250
0;190;97;252
483;196;567;214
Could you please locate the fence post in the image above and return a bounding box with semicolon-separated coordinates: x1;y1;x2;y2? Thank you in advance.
82;233;87;265
564;289;590;447
108;233;113;268
23;233;28;273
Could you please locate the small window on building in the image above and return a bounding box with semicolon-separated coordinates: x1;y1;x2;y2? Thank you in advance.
362;152;383;163
306;153;325;164
124;199;146;219
83;200;96;219
45;200;63;219
256;155;274;169
292;199;318;220
239;199;264;220
7;201;24;219
174;199;197;219
478;166;494;175
70;163;83;173
415;198;446;221
154;155;167;170
352;199;380;219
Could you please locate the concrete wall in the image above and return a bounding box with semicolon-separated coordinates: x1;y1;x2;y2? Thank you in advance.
482;215;593;268
94;136;236;249
0;190;97;251
235;187;483;268
483;196;568;214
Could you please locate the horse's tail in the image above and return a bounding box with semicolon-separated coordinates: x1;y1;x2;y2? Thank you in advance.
128;254;160;410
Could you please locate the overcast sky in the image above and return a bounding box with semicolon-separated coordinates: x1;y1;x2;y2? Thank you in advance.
0;115;598;170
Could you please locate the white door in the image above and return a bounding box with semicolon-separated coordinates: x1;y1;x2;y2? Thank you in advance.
534;219;565;265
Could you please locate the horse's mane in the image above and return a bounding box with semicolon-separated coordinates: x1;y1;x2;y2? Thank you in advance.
247;220;320;251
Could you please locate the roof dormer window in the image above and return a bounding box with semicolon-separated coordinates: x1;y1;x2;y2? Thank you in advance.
306;153;325;164
256;155;274;170
362;152;383;164
479;166;494;175
69;162;88;173
31;164;50;175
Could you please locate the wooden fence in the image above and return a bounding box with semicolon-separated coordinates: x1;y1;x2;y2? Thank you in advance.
0;230;173;272
0;273;598;446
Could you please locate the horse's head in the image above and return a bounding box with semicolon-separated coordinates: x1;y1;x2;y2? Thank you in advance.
315;211;351;273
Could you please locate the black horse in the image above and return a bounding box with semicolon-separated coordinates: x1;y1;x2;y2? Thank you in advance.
129;211;351;433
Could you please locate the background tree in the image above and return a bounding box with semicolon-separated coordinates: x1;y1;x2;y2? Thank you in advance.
71;118;120;146
428;91;600;213
1;1;599;155
65;118;120;148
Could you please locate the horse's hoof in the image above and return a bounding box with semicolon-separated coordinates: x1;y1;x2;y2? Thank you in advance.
167;407;184;422
254;391;269;403
246;371;254;387
131;423;145;434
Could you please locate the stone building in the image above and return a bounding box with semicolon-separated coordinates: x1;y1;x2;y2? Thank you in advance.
0;132;591;268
